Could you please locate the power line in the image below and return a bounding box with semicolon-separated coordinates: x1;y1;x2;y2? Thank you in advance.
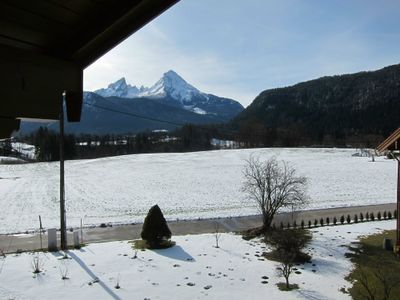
86;103;241;137
88;103;186;127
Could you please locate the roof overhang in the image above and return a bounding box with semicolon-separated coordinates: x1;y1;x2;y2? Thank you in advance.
376;128;400;153
0;0;179;138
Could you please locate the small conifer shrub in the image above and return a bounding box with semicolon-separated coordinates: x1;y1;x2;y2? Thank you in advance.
333;216;337;225
354;214;358;223
346;214;351;224
366;212;370;220
314;219;318;227
394;210;397;219
359;212;364;222
370;212;375;221
388;211;392;219
287;222;291;229
377;211;382;221
301;220;305;229
319;218;324;226
340;215;345;224
308;220;311;228
280;222;284;229
141;205;172;249
383;211;387;219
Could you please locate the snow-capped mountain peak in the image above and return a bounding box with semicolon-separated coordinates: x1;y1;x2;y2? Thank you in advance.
93;70;244;116
95;77;140;98
139;70;200;103
95;71;201;103
110;77;127;90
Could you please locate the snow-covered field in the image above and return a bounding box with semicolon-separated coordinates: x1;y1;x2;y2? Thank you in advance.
0;220;395;300
0;148;396;233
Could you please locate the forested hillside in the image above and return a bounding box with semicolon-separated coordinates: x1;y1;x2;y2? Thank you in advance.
232;64;400;147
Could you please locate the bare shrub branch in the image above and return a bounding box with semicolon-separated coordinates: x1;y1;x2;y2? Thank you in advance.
31;255;43;274
214;221;222;248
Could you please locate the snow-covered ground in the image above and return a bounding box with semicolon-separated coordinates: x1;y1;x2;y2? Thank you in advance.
0;148;396;233
0;220;394;300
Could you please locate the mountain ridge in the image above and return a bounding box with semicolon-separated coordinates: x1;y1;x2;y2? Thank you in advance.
232;63;400;146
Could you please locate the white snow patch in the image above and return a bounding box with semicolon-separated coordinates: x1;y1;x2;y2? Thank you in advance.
192;107;207;115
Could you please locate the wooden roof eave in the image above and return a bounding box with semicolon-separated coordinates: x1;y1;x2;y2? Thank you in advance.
376;128;400;153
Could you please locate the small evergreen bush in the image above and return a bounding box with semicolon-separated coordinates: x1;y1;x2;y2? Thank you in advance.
314;219;318;227
346;214;351;224
326;217;330;225
280;222;284;229
319;218;324;226
301;220;305;229
395;210;397;219
359;212;364;222
333;216;337;225
141;205;172;249
354;214;358;223
287;222;291;229
377;211;382;220
370;212;375;221
388;211;392;219
366;212;370;220
308;220;311;228
340;215;345;224
383;211;387;219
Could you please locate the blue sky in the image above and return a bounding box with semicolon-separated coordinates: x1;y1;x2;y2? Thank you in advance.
84;0;400;107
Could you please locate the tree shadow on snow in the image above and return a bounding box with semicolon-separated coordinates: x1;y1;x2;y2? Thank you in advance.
152;245;195;262
295;289;331;300
306;257;344;275
68;251;122;300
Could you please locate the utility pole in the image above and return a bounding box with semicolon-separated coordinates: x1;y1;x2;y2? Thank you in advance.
60;91;67;250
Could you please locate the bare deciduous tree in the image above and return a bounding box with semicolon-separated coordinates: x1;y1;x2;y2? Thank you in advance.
269;228;312;289
242;156;308;230
277;252;296;289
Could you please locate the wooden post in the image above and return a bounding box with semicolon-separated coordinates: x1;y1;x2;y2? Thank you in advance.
80;218;83;244
39;215;43;251
60;92;67;250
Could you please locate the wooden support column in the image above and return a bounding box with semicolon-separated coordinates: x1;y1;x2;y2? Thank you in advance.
60;92;67;250
397;159;400;248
